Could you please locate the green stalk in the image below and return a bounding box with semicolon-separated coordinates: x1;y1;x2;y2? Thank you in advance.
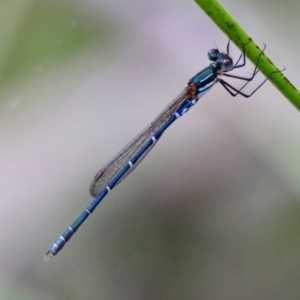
195;0;300;111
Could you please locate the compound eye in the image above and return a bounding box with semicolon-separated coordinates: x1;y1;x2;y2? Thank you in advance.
222;58;233;71
208;49;219;61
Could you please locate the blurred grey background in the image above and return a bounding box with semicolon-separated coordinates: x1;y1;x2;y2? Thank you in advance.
1;0;300;299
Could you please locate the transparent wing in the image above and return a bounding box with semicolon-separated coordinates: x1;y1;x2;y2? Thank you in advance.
90;88;189;197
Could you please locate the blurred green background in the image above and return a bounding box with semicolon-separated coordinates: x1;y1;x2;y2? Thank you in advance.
1;0;300;299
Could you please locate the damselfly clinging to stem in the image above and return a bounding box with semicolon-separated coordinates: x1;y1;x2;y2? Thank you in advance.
45;40;278;261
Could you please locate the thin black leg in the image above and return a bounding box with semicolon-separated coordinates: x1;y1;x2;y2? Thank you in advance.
226;39;231;54
224;44;266;81
219;69;284;98
230;40;252;69
219;43;267;96
226;40;244;68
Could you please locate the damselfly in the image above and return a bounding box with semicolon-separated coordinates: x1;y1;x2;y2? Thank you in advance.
45;41;274;261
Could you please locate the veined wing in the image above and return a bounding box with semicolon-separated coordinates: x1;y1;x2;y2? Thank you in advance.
90;88;190;197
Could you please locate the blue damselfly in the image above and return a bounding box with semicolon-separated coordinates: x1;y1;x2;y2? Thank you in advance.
45;41;275;261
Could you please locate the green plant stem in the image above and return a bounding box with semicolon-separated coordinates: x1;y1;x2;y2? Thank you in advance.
195;0;300;111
